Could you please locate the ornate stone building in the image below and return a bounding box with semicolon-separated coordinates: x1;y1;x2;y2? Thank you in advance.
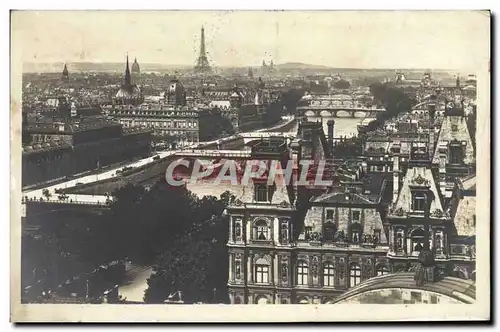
227;104;476;303
105;78;203;147
22;115;152;187
226;128;391;304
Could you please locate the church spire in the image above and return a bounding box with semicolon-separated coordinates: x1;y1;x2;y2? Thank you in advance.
62;63;69;78
125;53;131;86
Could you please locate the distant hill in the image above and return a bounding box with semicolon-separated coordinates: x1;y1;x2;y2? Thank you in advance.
22;62;193;73
275;62;333;70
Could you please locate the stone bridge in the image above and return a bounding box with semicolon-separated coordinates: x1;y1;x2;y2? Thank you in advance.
297;105;386;118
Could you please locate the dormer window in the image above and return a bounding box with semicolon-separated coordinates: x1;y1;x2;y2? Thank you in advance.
373;229;381;243
351;210;361;223
326;209;335;221
412;192;427;212
451;124;458;132
449;144;464;164
254;183;274;202
347;187;357;194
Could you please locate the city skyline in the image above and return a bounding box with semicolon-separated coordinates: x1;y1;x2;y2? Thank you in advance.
13;11;489;70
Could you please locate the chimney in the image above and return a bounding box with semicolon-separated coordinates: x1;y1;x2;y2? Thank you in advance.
361;161;368;174
289;139;302;205
392;142;401;203
438;143;447;197
429;129;435;160
327;119;335;157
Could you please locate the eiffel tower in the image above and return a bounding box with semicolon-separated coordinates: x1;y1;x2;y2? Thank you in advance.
194;26;212;74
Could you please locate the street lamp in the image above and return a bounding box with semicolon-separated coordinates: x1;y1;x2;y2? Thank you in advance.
85;278;89;300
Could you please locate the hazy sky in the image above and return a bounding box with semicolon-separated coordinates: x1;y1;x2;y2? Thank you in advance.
12;10;490;69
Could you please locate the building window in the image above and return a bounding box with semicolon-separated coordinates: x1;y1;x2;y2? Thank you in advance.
323;263;335;287
253;219;269;241
410;228;425;255
412;192;427;212
435;230;444;254
449;145;464;164
451;124;458;132
255;264;269;284
350;223;362;243
373;230;381;244
376;164;384;171
297;260;309;285
376;265;389;276
395;229;404;252
351;210;361;222
350;264;362;287
280;220;289;243
234;260;242;280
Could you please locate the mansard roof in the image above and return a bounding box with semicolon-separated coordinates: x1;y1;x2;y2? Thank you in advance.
391;166;447;218
301;192;388;244
432;113;474;165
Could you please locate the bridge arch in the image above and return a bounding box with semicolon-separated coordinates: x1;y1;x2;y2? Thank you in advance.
354;111;367;118
304;110;316;117
320;110;332;117
336;110;351;118
412;100;446;111
332;273;476;304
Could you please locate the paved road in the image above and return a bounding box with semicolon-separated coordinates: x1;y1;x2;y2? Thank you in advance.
118;263;153;303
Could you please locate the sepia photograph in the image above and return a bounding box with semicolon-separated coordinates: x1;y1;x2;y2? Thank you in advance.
9;9;490;322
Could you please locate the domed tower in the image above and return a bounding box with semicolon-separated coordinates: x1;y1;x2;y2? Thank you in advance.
114;54;144;105
164;78;187;106
248;67;254;79
257;77;265;90
131;57;140;74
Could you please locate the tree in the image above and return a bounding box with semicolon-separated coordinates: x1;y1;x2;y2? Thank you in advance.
143;191;234;304
332;79;351;90
369;82;416;127
42;189;52;200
